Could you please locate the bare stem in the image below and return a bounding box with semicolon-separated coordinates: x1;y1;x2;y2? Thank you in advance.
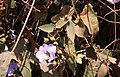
113;4;116;49
11;0;36;52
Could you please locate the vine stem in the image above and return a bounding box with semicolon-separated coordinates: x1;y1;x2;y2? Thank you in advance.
113;4;116;49
102;39;120;52
11;0;36;52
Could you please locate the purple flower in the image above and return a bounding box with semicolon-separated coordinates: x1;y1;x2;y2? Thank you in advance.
107;0;120;4
7;29;16;39
7;62;18;76
35;44;56;62
24;4;30;12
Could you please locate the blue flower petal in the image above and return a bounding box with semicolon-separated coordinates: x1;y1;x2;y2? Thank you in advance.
107;0;120;4
36;44;56;62
7;63;18;76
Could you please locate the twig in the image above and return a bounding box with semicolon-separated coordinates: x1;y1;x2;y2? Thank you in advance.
11;0;35;52
113;4;116;49
98;0;118;15
102;39;120;52
97;16;120;24
104;9;120;18
22;0;40;12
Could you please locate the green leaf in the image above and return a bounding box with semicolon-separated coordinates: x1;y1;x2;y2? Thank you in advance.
56;17;69;28
10;0;16;8
0;43;5;53
80;3;99;36
21;59;31;77
85;70;94;77
51;5;71;23
17;38;25;52
65;40;77;75
51;13;64;23
66;21;75;43
67;57;76;76
21;51;31;77
38;23;55;32
35;12;48;21
60;5;71;15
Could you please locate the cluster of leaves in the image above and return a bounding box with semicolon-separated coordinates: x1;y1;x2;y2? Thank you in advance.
0;0;120;77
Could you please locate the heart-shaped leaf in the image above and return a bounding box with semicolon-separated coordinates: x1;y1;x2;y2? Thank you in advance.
56;17;69;29
66;21;75;43
35;12;48;21
80;3;99;36
74;17;89;38
38;23;55;32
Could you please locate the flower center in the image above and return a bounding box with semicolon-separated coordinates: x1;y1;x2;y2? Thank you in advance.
45;51;50;57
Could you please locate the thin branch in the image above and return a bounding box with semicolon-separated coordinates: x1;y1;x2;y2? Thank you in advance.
22;0;40;12
98;0;118;15
97;16;120;24
113;4;116;49
104;9;120;18
102;39;120;52
11;0;36;52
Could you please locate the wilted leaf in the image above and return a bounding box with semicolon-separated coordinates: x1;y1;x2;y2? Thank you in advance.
80;3;99;36
74;17;89;38
86;46;97;60
38;23;55;32
97;63;109;77
66;21;75;43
